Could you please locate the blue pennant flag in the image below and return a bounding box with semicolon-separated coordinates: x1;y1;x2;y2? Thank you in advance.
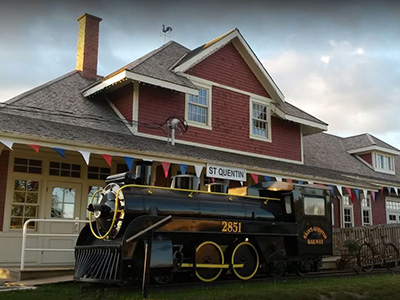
330;185;335;195
179;164;188;175
54;148;65;158
354;189;359;199
264;176;271;182
124;156;134;172
298;180;304;185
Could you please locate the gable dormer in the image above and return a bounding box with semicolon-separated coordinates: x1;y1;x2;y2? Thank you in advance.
343;133;400;175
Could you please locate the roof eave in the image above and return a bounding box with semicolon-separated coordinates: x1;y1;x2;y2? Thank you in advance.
82;70;199;98
347;146;400;156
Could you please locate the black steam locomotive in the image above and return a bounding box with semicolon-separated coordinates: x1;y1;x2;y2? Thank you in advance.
74;171;332;285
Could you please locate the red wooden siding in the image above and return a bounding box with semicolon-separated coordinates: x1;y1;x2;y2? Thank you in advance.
359;153;372;165
107;84;133;123
0;150;9;231
372;193;388;225
138;84;302;161
187;42;270;98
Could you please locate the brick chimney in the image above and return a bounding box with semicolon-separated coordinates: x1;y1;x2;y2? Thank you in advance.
76;13;102;79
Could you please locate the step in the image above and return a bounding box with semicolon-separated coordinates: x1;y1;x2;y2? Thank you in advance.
0;267;74;282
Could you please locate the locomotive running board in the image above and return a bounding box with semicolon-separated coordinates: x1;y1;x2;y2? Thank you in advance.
180;263;244;269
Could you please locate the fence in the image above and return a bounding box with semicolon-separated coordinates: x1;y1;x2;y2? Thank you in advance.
333;224;400;255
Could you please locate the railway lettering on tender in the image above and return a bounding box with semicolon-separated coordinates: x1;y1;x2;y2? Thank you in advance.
303;226;328;245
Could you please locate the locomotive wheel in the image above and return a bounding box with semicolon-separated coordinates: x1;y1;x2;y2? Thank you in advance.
231;241;259;280
195;241;224;282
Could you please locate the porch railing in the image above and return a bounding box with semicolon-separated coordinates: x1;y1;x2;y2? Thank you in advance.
333;224;400;255
21;218;89;270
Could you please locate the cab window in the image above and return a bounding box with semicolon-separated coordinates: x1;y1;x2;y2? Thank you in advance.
304;197;325;216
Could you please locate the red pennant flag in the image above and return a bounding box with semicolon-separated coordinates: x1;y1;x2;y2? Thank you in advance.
102;154;112;167
28;144;40;153
161;162;171;178
380;187;384;195
286;178;293;183
345;187;355;203
371;191;376;202
251;173;259;184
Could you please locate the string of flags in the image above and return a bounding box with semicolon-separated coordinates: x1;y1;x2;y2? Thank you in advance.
0;138;396;202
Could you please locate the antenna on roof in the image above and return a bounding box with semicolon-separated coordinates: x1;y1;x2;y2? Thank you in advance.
161;117;188;146
161;24;172;44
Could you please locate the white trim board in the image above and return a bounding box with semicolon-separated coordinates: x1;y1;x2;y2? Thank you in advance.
83;70;199;98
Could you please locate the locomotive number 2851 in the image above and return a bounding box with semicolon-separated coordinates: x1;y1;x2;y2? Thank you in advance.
221;221;242;233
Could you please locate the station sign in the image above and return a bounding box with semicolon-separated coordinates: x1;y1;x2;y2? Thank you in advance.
206;164;246;181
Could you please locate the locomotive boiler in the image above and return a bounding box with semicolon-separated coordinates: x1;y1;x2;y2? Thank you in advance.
74;171;333;285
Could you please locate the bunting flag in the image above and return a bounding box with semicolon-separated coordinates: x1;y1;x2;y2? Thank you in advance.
161;162;171;178
394;187;399;196
28;144;40;153
337;185;343;197
264;176;271;182
179;164;188;175
240;181;244;186
388;187;392;194
54;147;65;158
102;154;112;167
371;191;376;202
0;139;14;150
79;150;91;165
354;189;359;200
298;180;304;185
329;185;335;195
380;187;385;195
363;189;368;199
212;177;215;183
286;178;293;183
194;165;203;178
124;156;134;172
250;173;259;184
275;176;282;182
308;181;314;184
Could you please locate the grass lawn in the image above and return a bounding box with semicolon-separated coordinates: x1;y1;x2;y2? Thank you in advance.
2;273;400;300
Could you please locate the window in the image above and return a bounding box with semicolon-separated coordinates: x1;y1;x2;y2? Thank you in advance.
186;86;211;129
361;196;372;226
285;196;292;214
375;153;393;172
304;197;325;216
10;180;39;229
13;158;42;174
386;197;400;224
51;187;76;218
250;100;270;140
49;162;81;178
88;166;111;180
341;196;354;228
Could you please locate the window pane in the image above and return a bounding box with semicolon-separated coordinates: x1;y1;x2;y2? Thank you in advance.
304;197;325;216
14;180;26;191
51;187;76;218
11;205;23;217
13;192;25;203
27;181;39;191
10;218;22;229
26;192;38;204
25;206;37;218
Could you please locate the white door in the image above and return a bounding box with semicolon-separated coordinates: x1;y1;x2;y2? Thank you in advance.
40;182;83;265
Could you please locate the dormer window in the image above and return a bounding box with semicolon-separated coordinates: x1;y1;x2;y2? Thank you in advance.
374;152;394;174
186;84;212;130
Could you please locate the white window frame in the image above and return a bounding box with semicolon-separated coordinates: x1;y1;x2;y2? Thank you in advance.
249;98;271;142
341;196;354;228
185;82;212;130
386;196;400;224
373;152;395;174
361;195;372;226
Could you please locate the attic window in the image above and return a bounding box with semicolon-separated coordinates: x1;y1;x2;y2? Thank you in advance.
374;153;394;173
185;84;212;130
250;99;271;141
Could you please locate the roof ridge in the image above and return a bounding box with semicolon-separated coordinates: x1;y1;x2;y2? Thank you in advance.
4;70;80;105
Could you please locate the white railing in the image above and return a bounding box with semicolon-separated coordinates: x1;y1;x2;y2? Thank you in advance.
21;218;89;270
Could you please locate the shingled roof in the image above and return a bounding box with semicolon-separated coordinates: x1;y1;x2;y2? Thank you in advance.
342;133;400;153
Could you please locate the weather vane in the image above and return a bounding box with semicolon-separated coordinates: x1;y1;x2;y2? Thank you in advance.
161;24;172;44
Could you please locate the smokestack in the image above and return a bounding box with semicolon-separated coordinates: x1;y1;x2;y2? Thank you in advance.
76;13;102;79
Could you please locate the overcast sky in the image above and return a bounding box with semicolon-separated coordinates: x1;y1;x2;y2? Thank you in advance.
1;0;399;149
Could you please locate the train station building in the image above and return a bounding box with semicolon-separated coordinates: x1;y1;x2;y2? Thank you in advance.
0;13;399;267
